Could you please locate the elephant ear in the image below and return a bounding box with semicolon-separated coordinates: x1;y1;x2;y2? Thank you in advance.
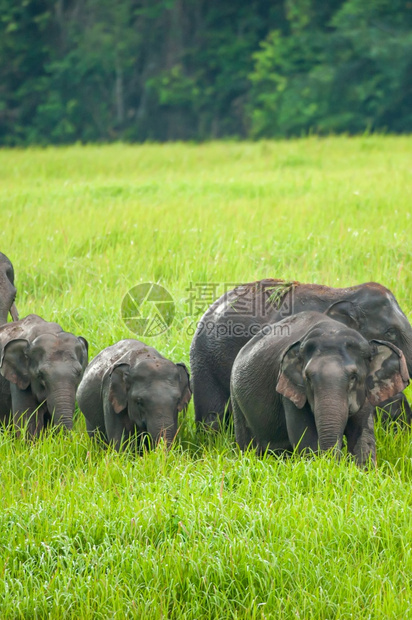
0;339;30;390
326;300;361;331
77;337;89;369
108;363;130;414
366;340;410;406
176;362;192;413
276;342;306;409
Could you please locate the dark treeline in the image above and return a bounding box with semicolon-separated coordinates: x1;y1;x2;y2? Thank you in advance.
1;0;412;145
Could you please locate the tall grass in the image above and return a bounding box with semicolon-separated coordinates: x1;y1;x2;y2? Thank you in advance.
0;137;411;618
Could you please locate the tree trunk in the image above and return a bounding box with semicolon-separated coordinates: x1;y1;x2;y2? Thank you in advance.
115;57;124;126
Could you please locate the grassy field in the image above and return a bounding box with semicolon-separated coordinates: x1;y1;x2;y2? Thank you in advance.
0;137;412;618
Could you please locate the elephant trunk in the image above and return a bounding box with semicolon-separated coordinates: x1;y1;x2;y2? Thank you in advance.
0;279;17;325
47;386;76;430
0;298;14;325
313;391;349;454
10;301;18;322
146;413;177;447
0;307;8;326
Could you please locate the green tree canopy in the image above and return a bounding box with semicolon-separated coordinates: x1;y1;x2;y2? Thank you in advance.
0;0;411;144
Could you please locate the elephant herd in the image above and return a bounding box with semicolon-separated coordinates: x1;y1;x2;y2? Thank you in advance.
190;279;412;466
0;253;411;466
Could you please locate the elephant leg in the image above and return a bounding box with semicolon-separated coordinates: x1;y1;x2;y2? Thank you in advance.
77;388;107;441
282;397;319;453
232;395;255;451
345;402;376;467
0;376;12;426
85;418;108;443
103;402;131;451
192;368;231;429
10;384;44;438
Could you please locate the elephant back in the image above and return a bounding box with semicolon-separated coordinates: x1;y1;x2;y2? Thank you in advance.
0;314;62;347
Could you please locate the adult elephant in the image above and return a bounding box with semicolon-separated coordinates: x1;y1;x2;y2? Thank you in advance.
0;252;18;324
0;252;19;423
0;315;88;436
190;279;412;427
231;312;409;466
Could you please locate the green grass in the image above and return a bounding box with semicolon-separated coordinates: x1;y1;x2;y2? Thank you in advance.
0;136;412;618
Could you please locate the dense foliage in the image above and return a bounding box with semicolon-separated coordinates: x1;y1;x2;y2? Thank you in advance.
1;0;411;144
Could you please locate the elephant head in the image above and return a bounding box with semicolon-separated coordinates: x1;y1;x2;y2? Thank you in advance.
0;253;18;324
327;283;412;377
108;358;191;446
0;332;88;429
276;322;409;452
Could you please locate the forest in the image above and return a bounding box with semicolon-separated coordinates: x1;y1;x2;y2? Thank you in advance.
1;0;412;145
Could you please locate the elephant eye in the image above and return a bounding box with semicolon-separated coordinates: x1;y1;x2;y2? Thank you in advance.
385;328;397;341
303;372;312;388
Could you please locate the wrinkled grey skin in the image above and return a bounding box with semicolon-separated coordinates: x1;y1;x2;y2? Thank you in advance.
231;312;410;466
77;339;192;451
0;252;19;423
0;315;88;436
0;253;18;325
190;279;412;428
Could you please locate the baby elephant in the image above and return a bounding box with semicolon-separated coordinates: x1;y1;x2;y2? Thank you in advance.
0;314;88;436
231;311;410;466
77;339;192;450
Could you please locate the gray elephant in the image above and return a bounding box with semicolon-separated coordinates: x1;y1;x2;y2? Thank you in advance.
0;252;18;324
0;252;19;422
77;339;192;451
231;312;410;466
190;279;412;428
0;315;88;436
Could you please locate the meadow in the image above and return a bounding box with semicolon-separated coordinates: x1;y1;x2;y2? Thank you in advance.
0;136;412;618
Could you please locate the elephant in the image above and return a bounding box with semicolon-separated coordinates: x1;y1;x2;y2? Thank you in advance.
0;252;19;423
231;311;410;466
190;279;412;428
77;339;192;451
0;314;88;436
0;252;18;325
